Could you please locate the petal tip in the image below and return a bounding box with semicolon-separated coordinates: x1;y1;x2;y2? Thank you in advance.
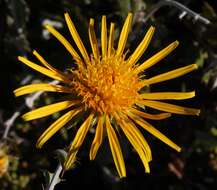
44;24;51;30
196;109;201;116
13;90;19;97
89;154;95;161
145;169;151;173
120;174;127;178
150;26;155;31
174;40;179;46
21;115;27;121
44;23;49;28
64;12;70;17
64;158;76;171
192;91;196;95
17;56;23;61
89;18;94;25
164;113;172;119
194;64;198;70
22;113;30;121
102;15;106;19
128;12;133;18
36;142;43;149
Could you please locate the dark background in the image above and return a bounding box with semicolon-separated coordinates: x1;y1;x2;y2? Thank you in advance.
0;0;217;189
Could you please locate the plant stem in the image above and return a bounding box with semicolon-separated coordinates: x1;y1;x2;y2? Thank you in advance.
45;163;63;190
143;0;210;24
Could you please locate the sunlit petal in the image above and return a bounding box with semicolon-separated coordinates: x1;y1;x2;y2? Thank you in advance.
108;22;115;57
89;116;104;160
44;24;81;62
140;91;195;100
129;108;171;120
118;117;151;172
128;113;181;152
116;13;133;57
134;41;179;74
114;112;152;161
101;16;107;57
141;64;198;86
138;100;200;115
18;56;68;82
127;26;155;66
64;113;94;169
106;115;126;178
14;83;72;97
89;18;99;59
22;100;80;121
33;50;61;73
65;13;90;62
36;108;82;148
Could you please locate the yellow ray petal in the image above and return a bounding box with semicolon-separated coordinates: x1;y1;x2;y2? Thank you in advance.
32;50;57;71
134;41;179;74
14;83;72;97
89;18;99;59
101;15;108;57
141;64;198;86
114;112;152;162
105;115;126;178
64;113;94;169
128;113;181;152
68;113;94;153
140;91;195;100
139;100;200;115
44;24;81;62
33;50;62;74
22;100;80;121
108;22;115;57
18;56;67;82
116;13;133;57
127;26;155;66
129;108;171;120
89;116;104;160
64;13;90;62
119;118;151;172
36;108;82;148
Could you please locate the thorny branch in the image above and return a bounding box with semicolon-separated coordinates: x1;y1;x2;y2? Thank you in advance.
45;163;63;190
2;107;23;139
141;0;211;24
44;149;67;190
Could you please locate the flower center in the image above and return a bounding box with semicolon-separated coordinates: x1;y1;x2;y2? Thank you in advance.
71;55;141;114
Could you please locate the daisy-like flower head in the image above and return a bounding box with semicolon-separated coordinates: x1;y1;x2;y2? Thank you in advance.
14;13;200;178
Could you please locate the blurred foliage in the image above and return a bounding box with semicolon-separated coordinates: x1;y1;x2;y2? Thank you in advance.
0;0;217;189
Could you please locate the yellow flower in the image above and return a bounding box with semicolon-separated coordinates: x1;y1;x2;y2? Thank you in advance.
14;13;200;178
0;150;9;177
